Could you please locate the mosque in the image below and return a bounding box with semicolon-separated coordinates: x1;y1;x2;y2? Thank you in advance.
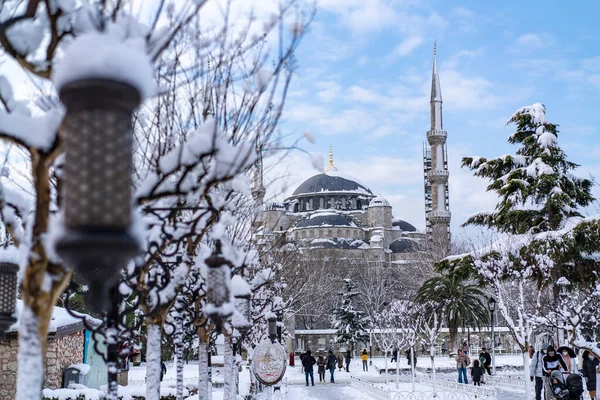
252;45;451;263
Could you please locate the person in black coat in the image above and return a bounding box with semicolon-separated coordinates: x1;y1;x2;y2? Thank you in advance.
325;350;337;383
302;350;317;386
582;350;600;400
160;361;167;381
479;347;492;375
344;349;352;372
391;349;398;363
471;359;482;386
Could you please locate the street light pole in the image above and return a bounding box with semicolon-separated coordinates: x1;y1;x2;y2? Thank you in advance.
488;297;497;375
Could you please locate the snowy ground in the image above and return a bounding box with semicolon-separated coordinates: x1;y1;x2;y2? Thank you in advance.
122;355;532;399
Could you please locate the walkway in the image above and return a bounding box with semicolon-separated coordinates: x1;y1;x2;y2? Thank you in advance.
286;382;368;400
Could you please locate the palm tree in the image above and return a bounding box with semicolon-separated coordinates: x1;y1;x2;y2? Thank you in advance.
416;274;489;353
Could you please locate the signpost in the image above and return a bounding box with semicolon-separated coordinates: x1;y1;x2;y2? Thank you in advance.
252;315;287;399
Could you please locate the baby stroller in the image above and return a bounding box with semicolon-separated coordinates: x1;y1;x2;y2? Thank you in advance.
550;370;584;400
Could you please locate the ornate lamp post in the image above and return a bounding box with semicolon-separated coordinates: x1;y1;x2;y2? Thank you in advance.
0;262;18;341
488;296;497;374
268;315;277;343
56;79;142;313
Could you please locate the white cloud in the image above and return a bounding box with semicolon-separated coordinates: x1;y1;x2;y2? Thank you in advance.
514;33;553;50
390;36;424;58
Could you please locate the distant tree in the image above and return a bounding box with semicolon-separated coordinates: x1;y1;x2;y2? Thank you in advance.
332;278;369;353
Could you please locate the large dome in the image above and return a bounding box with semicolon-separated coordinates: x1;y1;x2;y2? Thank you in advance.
296;212;354;228
292;172;372;196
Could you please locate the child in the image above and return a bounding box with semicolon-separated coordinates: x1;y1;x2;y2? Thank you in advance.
471;359;482;386
478;353;487;383
550;370;570;400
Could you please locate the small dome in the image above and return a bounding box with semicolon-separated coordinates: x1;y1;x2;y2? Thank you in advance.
389;238;419;253
296;212;353;228
369;196;390;207
392;219;417;232
265;202;286;211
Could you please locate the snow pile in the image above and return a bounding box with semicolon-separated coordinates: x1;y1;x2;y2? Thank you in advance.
42;387;105;399
52;26;156;100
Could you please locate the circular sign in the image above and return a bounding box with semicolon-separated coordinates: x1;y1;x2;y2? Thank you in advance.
252;340;287;385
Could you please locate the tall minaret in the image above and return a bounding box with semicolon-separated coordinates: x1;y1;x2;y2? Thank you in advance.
424;42;451;250
251;122;266;230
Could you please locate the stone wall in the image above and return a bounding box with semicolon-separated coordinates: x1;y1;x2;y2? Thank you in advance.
0;337;18;399
44;330;85;389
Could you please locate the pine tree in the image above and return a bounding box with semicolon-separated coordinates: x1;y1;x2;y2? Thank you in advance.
442;103;600;287
332;278;369;352
462;103;594;235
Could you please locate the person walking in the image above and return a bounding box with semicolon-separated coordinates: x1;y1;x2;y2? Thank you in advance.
302;350;317;386
317;355;326;383
391;348;398;363
462;341;469;354
479;347;492;376
160;361;167;381
361;349;369;371
326;350;337;383
337;352;344;372
542;345;569;399
530;344;548;400
582;350;600;400
471;359;482;386
456;349;470;384
345;349;352;372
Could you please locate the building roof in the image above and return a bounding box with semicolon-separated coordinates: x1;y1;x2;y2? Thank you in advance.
296;212;354;228
292;172;373;196
389;238;419;253
392;219;417;232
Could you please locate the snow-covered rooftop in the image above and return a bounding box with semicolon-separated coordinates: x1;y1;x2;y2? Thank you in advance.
8;300;100;334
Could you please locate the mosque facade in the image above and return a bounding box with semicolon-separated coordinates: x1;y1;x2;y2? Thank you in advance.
252;45;451;263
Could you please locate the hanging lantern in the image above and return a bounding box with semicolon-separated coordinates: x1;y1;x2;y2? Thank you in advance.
205;241;233;332
0;262;18;341
56;79;141;313
268;315;277;343
233;292;252;337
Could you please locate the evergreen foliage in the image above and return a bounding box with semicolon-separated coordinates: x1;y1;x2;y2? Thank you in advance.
461;103;593;235
437;103;600;288
332;278;369;349
416;274;489;350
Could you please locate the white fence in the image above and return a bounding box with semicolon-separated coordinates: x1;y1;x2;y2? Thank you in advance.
351;376;496;400
484;374;527;390
416;376;496;399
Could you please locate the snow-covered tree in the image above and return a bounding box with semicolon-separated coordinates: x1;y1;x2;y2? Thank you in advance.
332;278;369;353
436;103;600;400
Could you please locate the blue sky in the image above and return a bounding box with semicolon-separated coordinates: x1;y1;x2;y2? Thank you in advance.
266;0;600;237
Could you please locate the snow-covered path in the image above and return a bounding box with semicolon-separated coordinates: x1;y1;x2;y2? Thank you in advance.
287;383;367;400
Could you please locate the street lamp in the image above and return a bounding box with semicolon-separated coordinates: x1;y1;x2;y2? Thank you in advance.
268;315;278;343
56;79;142;313
205;240;233;332
0;262;18;341
488;297;497;374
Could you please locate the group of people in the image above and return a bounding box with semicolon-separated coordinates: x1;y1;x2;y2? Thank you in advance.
455;347;492;385
530;344;599;400
300;349;369;386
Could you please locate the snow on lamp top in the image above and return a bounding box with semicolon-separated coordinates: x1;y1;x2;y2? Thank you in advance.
231;275;251;297
52;27;156;101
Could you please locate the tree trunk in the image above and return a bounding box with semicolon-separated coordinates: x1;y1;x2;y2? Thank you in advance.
449;327;457;353
522;351;532;400
430;345;437;395
384;350;389;385
17;154;71;400
198;333;209;400
16;306;44;400
410;346;415;392
395;354;400;389
175;326;184;400
223;332;232;400
146;323;162;400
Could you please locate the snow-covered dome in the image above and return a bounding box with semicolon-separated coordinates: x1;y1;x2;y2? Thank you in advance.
292;172;372;196
369;196;390;207
296;212;354;228
389;238;419;253
392;219;417;232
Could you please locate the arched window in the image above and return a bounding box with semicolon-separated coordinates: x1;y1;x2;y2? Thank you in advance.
294;203;299;213
357;200;362;209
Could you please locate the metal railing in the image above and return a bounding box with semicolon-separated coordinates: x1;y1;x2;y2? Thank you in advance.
388;392;481;400
350;377;389;400
484;374;526;390
416;376;496;399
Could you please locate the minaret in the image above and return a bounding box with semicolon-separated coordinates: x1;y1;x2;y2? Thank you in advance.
251;122;266;230
424;42;451;250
